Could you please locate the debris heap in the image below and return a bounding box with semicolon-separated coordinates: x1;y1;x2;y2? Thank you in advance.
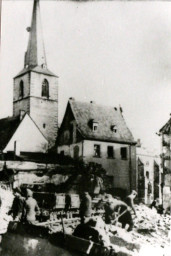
64;204;171;256
112;204;171;256
0;187;14;234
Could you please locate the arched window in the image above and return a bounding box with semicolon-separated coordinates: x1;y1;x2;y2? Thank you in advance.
19;80;24;98
42;79;49;98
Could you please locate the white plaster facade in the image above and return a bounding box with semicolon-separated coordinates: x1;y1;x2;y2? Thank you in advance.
3;114;48;154
58;140;136;192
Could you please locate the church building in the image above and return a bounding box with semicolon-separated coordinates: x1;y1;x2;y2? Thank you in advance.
0;0;58;158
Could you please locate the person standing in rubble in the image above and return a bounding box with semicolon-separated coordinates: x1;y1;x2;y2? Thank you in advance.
24;189;40;224
125;190;137;216
11;187;25;221
92;175;103;197
80;192;92;224
103;196;134;231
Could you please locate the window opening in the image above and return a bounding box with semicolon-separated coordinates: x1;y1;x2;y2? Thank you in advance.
111;125;117;133
146;171;149;179
42;79;49;98
107;146;114;158
94;145;101;157
19;80;24;98
120;147;127;159
93;123;98;131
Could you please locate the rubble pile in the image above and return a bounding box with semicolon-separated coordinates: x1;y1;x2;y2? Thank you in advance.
134;204;170;231
0;187;14;234
89;203;171;255
133;204;170;245
107;204;170;255
52;204;171;255
130;204;171;255
0;187;170;256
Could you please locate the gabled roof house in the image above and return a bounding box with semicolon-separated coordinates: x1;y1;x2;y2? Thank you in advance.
0;113;48;157
57;98;137;193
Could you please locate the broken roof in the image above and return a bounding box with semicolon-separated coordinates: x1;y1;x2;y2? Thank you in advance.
0;116;21;151
159;117;171;134
64;99;136;144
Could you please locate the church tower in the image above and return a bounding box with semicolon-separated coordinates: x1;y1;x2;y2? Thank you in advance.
13;0;58;148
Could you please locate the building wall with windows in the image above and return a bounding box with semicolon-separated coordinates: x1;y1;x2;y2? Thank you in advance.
136;146;162;205
13;71;58;147
13;73;31;116
83;140;136;191
29;72;58;147
57;98;137;193
13;73;31;103
159;120;171;209
58;140;136;192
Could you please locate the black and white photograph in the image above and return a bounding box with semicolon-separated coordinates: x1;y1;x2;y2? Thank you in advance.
0;0;171;255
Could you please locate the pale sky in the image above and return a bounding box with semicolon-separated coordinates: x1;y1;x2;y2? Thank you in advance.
1;0;171;152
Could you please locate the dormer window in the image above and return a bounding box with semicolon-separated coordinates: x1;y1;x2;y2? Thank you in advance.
90;119;98;132
93;122;98;131
111;125;117;133
41;63;46;69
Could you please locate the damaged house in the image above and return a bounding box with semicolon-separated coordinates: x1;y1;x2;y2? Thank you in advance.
136;145;162;205
159;116;171;209
57;98;137;193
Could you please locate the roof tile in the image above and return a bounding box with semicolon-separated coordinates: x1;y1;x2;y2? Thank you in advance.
69;99;135;144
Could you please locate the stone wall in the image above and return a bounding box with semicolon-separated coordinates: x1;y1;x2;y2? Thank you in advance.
30;72;58;101
13;73;31;101
13;73;31;116
30;97;58;147
13;98;30;117
13;71;58;148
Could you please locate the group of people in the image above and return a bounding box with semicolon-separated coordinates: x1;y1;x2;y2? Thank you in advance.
72;190;138;251
11;187;40;224
10;185;137;231
79;190;137;231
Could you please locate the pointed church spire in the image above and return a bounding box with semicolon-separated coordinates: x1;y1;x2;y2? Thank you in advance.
25;0;47;69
